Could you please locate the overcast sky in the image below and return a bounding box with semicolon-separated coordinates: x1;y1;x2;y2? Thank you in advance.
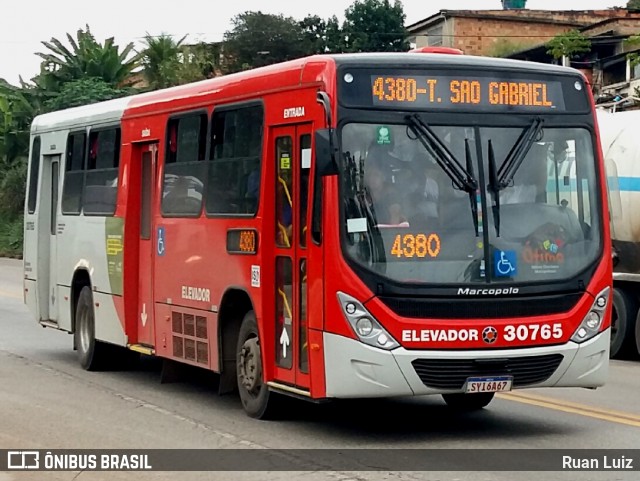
0;0;623;84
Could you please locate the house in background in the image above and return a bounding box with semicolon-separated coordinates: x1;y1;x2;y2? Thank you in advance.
407;8;640;108
507;14;640;107
405;9;628;57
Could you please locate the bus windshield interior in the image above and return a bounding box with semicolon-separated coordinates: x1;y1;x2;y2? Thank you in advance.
340;121;601;285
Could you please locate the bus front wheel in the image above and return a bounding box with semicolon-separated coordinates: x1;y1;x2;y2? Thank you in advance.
236;311;279;419
442;392;495;411
610;287;638;359
74;286;109;371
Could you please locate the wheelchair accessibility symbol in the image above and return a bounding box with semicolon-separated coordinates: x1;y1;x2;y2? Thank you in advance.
494;250;517;277
157;227;166;256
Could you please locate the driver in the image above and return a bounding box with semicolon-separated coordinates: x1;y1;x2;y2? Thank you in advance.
363;148;408;226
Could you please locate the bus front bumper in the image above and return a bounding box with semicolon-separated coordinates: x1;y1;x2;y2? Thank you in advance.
322;329;610;398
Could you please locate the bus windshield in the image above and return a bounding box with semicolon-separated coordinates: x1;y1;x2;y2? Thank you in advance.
340;121;601;285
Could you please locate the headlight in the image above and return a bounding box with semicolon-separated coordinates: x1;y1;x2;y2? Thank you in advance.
571;287;610;343
337;292;399;350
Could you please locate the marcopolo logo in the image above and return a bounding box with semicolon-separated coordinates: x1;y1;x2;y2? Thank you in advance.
457;287;519;296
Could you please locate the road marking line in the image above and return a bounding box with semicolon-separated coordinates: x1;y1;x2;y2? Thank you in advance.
0;289;22;300
498;391;640;428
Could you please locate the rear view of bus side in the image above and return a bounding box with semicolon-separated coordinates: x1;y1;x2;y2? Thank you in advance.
23;50;612;419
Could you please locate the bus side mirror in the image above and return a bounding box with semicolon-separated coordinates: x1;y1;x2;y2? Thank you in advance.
315;129;338;176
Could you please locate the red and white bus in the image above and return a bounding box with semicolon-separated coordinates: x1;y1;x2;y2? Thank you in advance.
23;49;612;418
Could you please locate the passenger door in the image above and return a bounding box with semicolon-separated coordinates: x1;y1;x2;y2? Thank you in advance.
48;156;60;323
272;124;313;391
137;142;159;346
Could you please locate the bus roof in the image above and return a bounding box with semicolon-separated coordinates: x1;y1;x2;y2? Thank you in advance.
30;96;131;134
30;52;581;132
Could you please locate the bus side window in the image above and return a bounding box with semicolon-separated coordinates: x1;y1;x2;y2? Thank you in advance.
27;136;41;214
276;136;293;247
161;114;207;217
83;128;120;216
299;134;311;248
206;104;263;216
61;132;86;215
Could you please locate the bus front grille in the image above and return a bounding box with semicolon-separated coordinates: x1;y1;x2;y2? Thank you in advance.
379;293;582;319
411;354;564;390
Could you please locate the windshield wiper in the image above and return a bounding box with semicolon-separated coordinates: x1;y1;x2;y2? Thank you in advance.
496;117;544;190
465;139;479;236
487;140;500;237
406;114;477;193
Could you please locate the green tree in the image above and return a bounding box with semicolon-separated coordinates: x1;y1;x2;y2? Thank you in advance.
624;34;640;70
628;0;640;10
0;80;33;256
0;80;37;166
546;30;591;61
139;33;186;89
300;15;343;54
35;25;140;91
43;77;132;111
341;0;410;53
222;12;309;72
175;42;221;84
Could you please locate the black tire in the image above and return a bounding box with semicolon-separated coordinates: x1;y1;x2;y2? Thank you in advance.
610;288;637;359
74;286;109;371
442;392;495;411
236;310;279;419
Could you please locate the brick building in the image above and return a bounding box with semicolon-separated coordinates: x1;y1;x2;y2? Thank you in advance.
506;13;640;104
406;9;635;57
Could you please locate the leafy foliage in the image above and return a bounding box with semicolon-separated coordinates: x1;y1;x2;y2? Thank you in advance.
341;0;409;53
0;159;26;218
175;42;221;84
546;30;591;60
0;80;38;166
628;0;640;9
299;15;343;54
624;34;640;69
35;25;140;91
0;214;24;257
44;77;133;111
139;33;186;89
223;12;309;73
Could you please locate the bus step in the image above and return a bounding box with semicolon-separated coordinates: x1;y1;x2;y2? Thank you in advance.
128;344;155;356
39;320;59;329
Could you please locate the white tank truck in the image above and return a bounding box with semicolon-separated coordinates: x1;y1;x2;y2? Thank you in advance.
596;108;640;358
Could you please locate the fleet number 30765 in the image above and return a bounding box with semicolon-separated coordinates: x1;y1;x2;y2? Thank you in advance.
503;323;563;341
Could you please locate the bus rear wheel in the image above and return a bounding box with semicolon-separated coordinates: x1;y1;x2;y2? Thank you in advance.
236;311;279;419
442;392;495;411
74;286;109;371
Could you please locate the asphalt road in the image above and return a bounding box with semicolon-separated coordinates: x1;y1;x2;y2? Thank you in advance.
0;257;638;481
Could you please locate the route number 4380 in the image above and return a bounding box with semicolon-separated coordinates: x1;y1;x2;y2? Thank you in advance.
503;323;563;342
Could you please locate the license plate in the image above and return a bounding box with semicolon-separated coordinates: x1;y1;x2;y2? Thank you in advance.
464;376;513;393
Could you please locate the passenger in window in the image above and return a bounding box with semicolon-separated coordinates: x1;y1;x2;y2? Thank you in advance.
363;149;408;226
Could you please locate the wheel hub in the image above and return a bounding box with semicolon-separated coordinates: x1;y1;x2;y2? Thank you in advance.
239;337;261;393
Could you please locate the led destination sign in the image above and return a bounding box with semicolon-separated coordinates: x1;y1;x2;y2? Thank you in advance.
371;75;565;110
338;68;589;112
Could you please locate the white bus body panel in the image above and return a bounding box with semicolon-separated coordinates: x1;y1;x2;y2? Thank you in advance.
323;330;609;398
24;98;129;346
